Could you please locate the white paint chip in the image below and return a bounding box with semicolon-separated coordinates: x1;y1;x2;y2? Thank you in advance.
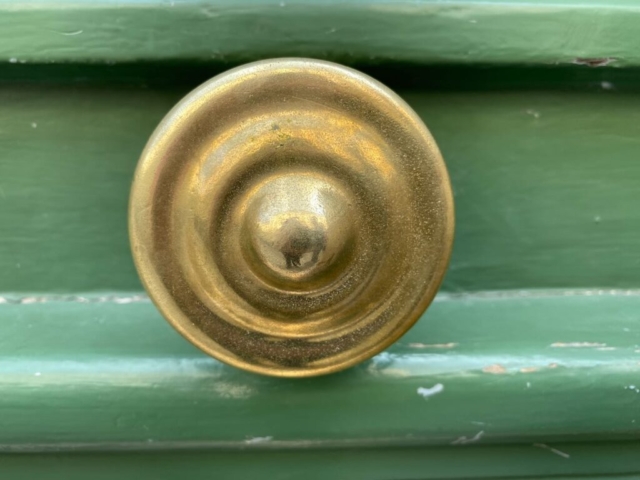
452;430;484;445
244;436;273;444
408;342;457;349
550;342;607;348
0;295;151;305
417;383;444;399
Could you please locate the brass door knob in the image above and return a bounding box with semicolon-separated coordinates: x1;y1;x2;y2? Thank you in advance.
129;59;454;377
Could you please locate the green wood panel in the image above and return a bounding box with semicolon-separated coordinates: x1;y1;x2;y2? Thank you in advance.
2;1;639;477
1;291;638;448
1;77;639;292
1;0;640;66
0;442;639;480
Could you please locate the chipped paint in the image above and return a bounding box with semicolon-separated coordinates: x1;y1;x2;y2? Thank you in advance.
244;436;273;444
551;342;607;348
417;383;444;399
58;29;83;36
367;352;410;377
534;443;570;459
407;342;457;349
213;381;254;400
572;57;616;67
435;289;640;301
452;430;484;445
520;367;538;373
482;364;507;374
0;295;150;305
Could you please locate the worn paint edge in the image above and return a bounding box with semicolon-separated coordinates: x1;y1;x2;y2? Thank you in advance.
2;1;640;66
2;288;640;305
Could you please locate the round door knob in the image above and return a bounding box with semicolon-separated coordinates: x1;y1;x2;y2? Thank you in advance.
129;59;454;377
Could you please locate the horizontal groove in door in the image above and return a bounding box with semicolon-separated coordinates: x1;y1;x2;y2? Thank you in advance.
0;290;637;448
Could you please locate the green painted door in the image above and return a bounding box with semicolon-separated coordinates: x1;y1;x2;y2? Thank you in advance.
1;1;639;478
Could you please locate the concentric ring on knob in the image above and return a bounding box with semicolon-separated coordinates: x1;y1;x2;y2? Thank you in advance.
129;58;454;377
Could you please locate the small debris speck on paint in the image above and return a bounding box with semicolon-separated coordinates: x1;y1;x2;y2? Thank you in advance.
417;383;444;399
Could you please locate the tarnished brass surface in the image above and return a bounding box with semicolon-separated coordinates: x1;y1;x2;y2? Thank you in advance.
129;59;454;377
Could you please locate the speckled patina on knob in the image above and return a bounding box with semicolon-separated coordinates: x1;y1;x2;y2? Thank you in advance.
129;58;454;377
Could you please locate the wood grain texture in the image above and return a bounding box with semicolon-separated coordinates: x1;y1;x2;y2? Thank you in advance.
1;0;640;66
1;77;639;292
0;291;638;449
